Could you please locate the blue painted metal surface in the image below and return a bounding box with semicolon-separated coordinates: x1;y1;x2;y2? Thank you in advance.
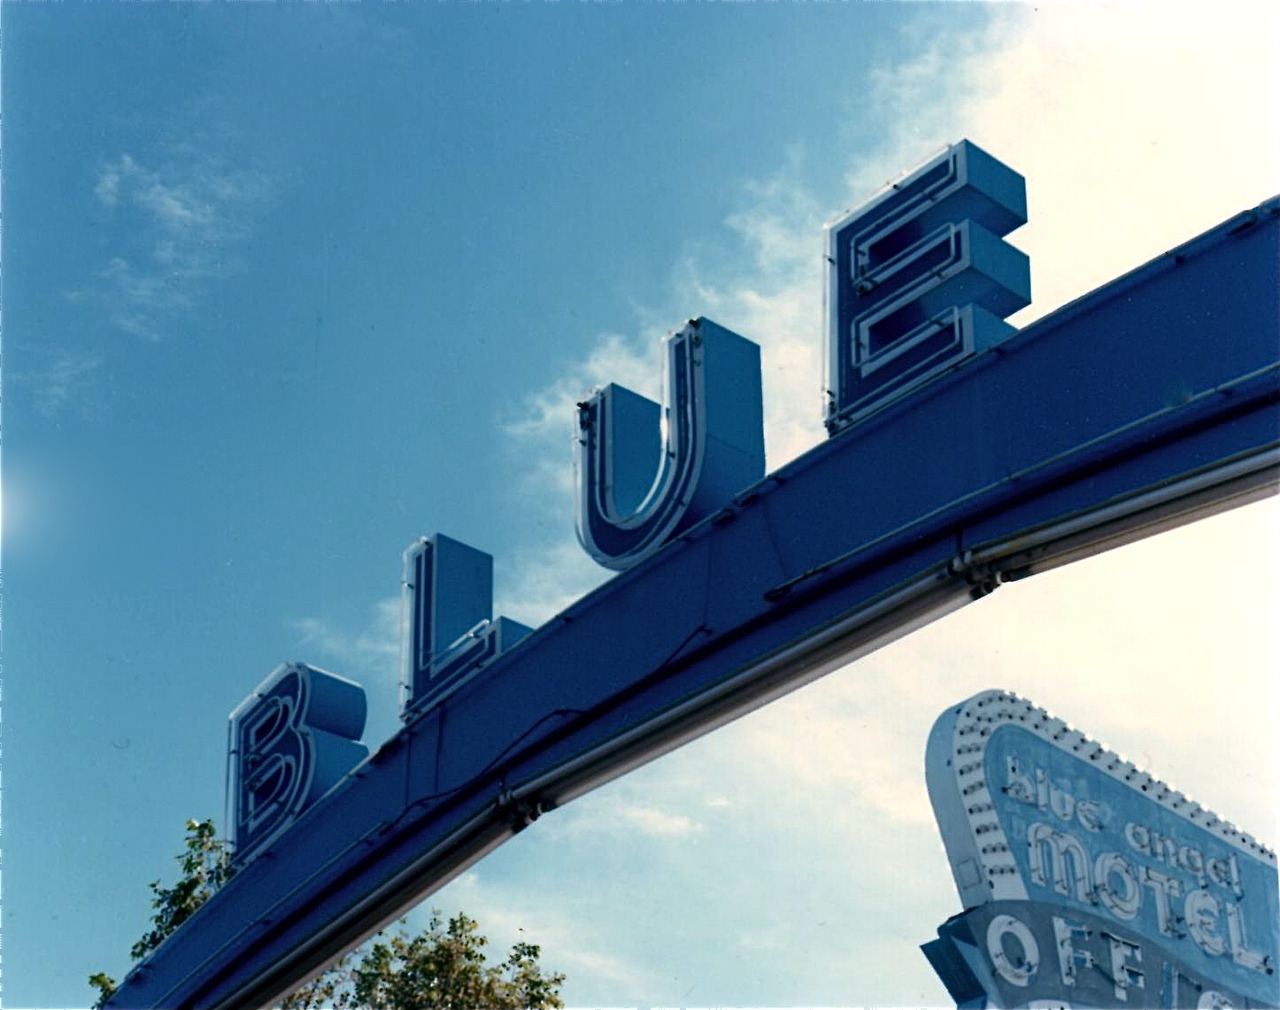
925;690;1278;1007
106;194;1280;1008
825;140;1031;433
575;316;765;570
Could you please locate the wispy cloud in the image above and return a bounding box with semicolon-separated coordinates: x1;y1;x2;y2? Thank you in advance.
289;596;405;742
540;795;705;842
428;870;659;997
18;351;105;419
80;147;271;342
619;804;702;837
290;595;402;685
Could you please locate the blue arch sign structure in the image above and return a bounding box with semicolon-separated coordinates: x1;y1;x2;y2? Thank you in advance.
104;142;1279;1008
924;690;1277;1008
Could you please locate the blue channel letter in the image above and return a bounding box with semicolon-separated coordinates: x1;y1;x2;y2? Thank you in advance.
575;317;765;571
228;663;369;869
401;533;532;717
825;139;1031;433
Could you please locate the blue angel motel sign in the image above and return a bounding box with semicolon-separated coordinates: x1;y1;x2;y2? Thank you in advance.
924;691;1278;1008
105;140;1280;1008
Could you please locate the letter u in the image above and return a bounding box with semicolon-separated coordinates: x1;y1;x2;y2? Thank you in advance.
575;317;765;570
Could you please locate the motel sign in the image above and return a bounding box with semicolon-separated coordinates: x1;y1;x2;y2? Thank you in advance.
106;142;1279;1008
924;691;1278;1008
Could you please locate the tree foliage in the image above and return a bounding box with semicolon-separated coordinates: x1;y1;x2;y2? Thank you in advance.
131;818;234;960
282;912;565;1009
91;819;565;1010
90;818;232;1008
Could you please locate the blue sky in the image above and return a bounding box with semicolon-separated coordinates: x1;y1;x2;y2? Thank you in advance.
3;2;1278;1007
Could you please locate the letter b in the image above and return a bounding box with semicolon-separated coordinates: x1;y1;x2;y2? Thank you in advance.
229;663;369;869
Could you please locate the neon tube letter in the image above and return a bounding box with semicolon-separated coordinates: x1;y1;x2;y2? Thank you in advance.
575;317;764;571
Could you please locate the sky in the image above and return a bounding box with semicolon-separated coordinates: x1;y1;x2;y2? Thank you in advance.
2;2;1278;1007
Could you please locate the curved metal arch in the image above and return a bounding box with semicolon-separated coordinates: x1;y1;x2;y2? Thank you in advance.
575;317;765;570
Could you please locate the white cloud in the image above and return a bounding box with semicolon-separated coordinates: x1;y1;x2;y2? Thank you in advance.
135;176;218;235
497;535;610;630
18;351;105;419
427;867;660;997
291;595;402;685
84;148;272;341
543;797;705;841
290;596;405;743
928;3;1276;325
503;332;666;444
93;157;126;207
617;804;702;839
